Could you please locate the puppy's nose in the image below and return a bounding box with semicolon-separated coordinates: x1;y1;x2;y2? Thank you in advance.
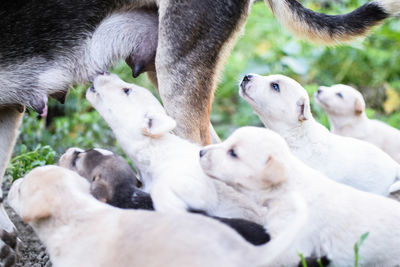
199;150;206;158
243;74;253;82
317;87;323;94
240;74;253;89
89;84;96;93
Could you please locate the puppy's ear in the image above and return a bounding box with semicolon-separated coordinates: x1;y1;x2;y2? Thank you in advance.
21;190;53;223
296;97;310;122
259;156;287;188
142;112;176;138
354;98;365;115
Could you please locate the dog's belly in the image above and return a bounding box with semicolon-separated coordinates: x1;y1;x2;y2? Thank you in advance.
0;3;158;111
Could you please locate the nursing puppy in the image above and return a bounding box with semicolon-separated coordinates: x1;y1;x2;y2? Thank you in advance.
240;74;400;195
59;147;271;246
8;165;307;267
199;127;400;266
86;73;267;224
315;84;400;164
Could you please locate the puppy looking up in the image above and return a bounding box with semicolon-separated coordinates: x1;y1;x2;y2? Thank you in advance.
8;165;306;267
59;147;271;246
200;127;400;266
240;74;400;195
85;73;268;224
85;73;269;221
315;84;400;164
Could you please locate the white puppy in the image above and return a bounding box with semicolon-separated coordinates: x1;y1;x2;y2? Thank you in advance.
315;84;400;164
86;73;266;223
239;74;400;195
199;126;400;266
7;165;306;267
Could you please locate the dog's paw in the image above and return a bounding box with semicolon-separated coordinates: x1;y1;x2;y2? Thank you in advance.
0;229;19;267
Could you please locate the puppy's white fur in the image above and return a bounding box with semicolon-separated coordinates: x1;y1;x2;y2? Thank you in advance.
200;126;400;266
8;165;306;267
240;74;400;195
315;84;400;164
86;73;266;223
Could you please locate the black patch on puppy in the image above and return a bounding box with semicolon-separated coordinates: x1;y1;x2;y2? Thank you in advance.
285;0;388;38
189;209;270;246
111;183;154;210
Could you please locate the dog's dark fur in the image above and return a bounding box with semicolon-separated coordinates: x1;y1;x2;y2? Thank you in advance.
0;1;158;114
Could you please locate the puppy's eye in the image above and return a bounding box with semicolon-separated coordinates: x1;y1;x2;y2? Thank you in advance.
271;82;280;92
336;92;343;98
123;88;132;95
228;148;238;158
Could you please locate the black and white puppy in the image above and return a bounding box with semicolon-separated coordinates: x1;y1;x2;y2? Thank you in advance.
59;147;153;210
58;147;271;246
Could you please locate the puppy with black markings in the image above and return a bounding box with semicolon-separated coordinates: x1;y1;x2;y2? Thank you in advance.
315;84;400;164
240;74;400;195
199;127;400;266
8;165;307;267
59;147;153;210
59;147;271;246
86;73;268;225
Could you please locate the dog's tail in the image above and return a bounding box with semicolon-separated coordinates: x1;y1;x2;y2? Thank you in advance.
254;192;308;266
264;0;399;44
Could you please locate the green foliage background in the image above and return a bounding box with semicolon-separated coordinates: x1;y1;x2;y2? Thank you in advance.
7;0;400;178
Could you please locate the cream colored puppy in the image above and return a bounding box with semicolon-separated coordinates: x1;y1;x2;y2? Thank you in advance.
7;165;307;267
199;127;400;266
315;84;400;164
240;74;400;195
86;73;266;223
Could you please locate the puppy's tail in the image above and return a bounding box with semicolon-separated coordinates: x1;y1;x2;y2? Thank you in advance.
255;192;308;266
264;0;399;44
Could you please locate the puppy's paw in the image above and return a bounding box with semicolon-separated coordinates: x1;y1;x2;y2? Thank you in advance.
0;229;20;267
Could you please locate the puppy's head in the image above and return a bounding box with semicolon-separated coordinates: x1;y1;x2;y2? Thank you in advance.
86;73;176;139
239;74;312;129
314;84;365;117
8;165;90;224
59;148;140;203
199;127;289;193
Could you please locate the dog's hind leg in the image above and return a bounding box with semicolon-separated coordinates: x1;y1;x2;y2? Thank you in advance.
156;0;252;145
0;107;24;266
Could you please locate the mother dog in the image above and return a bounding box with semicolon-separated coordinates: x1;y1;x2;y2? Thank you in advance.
0;0;399;264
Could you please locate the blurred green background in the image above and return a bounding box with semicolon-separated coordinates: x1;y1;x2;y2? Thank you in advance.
7;0;400;179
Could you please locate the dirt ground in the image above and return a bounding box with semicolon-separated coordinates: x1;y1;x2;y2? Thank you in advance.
2;175;400;266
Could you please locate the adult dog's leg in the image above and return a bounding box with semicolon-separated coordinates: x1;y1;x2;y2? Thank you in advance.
0;107;23;266
156;0;252;145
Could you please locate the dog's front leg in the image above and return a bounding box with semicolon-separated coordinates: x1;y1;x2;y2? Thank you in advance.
0;107;23;266
156;0;252;145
